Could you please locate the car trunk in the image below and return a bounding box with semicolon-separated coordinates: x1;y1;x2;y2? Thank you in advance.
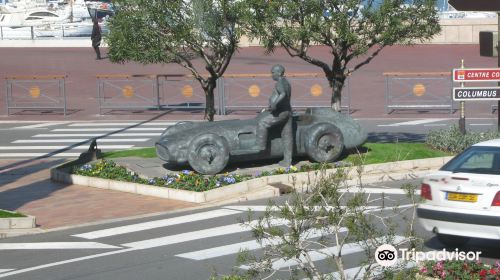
426;171;500;211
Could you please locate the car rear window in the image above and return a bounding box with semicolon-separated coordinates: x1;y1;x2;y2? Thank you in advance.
440;146;500;175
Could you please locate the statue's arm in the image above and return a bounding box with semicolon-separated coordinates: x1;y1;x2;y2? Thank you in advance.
269;81;287;110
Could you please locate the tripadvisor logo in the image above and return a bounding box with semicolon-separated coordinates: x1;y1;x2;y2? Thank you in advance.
374;244;482;267
374;244;398;267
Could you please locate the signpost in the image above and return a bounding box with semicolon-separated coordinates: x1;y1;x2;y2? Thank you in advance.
451;66;500;133
448;0;500;132
452;87;500;101
453;68;500;82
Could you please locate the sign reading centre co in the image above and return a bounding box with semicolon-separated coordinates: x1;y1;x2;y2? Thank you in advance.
452;68;500;101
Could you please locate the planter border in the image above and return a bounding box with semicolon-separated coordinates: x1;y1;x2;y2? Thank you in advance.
50;156;453;204
0;210;36;229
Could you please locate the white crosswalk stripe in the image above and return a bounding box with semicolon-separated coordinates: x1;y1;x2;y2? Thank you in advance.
52;128;165;131
0;204;415;279
0;121;174;158
33;133;161;137
377;119;447;127
13;122;69;129
176;227;349;260
0;153;82;157
68;122;176;127
240;235;407;270
0;145;134;150
13;139;150;143
0;242;120;250
122;218;287;249
73;209;242;239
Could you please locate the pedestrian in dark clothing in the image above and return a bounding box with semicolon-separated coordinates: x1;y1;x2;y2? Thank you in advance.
91;19;102;60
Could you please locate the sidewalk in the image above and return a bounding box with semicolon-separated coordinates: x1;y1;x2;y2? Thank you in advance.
0;44;499;121
0;158;195;231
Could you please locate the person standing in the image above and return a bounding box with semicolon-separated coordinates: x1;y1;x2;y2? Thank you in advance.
254;64;293;166
91;18;102;60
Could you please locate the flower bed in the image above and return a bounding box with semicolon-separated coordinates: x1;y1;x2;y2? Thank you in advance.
72;159;349;192
418;260;500;280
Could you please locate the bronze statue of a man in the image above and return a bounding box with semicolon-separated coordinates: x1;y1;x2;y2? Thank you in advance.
254;64;293;166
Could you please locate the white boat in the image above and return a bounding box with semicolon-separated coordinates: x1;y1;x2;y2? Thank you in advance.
0;0;95;39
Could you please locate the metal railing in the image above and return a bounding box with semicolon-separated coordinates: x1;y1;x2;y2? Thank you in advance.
5;75;67;115
96;74;160;114
384;72;454;114
96;73;347;115
220;73;350;115
0;22;98;40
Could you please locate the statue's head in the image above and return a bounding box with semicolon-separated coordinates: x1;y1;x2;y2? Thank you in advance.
271;64;285;81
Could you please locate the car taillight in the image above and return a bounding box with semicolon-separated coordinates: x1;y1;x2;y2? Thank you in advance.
420;183;432;200
491;191;500;206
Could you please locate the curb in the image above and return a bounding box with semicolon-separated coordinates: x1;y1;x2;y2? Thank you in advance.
50;156;454;204
0;210;36;230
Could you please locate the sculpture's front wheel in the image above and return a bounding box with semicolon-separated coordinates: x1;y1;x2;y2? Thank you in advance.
305;123;344;162
188;133;229;175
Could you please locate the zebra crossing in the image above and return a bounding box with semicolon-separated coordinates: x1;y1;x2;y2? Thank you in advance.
0;204;413;279
0;121;182;158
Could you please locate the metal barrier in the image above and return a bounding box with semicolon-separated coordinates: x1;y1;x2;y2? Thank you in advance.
384;72;454;114
96;73;348;115
97;74;221;114
158;75;221;113
5;75;67;115
97;74;160;114
220;73;350;115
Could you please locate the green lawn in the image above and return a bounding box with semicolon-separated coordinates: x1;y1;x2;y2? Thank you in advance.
0;210;25;218
102;143;452;164
102;147;157;159
344;142;451;165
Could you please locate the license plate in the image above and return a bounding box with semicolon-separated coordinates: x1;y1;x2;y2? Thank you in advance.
447;192;478;202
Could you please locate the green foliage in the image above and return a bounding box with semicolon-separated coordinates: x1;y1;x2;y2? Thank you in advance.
242;0;440;110
236;164;422;279
107;0;246;121
72;159;251;192
426;125;500;154
0;210;25;218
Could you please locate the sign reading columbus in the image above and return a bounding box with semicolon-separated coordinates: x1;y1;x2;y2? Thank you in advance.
453;87;500;101
453;68;500;82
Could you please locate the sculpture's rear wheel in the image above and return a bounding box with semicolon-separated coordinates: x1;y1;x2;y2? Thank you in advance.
305;123;344;162
187;133;229;175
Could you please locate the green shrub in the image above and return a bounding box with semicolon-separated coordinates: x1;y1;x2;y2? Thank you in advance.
426;125;500;154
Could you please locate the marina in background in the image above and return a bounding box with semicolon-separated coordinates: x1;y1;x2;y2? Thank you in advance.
0;0;112;39
0;0;497;40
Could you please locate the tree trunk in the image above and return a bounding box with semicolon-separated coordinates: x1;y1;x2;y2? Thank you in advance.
203;78;217;121
329;73;346;112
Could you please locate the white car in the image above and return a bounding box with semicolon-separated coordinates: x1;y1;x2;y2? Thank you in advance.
417;139;500;247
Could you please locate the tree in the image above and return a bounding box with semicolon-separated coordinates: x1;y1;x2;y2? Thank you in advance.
235;164;422;280
106;0;245;121
244;0;441;111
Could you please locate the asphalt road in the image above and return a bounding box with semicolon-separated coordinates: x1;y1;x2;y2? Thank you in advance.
0;179;498;280
0;117;497;159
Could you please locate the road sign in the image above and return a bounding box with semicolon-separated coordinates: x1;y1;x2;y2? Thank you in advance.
453;68;500;82
453;87;500;101
448;0;500;11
